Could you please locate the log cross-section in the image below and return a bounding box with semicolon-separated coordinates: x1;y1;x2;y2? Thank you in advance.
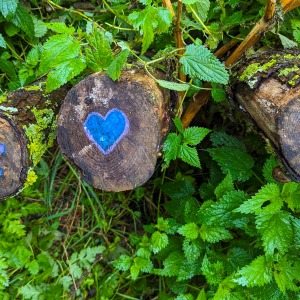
57;69;171;191
232;49;300;180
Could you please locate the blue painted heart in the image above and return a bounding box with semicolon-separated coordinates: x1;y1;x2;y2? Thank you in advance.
84;109;129;155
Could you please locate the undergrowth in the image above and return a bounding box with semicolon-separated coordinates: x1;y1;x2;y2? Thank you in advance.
0;0;300;299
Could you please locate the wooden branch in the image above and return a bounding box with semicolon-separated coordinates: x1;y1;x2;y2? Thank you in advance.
162;0;175;18
281;0;300;12
57;69;171;192
0;83;70;199
232;49;300;180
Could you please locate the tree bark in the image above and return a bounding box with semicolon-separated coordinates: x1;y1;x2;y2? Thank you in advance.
57;69;172;192
232;49;300;180
0;83;70;199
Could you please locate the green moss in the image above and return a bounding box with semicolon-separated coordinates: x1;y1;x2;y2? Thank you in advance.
0;95;7;105
24;85;43;92
288;75;300;87
24;168;38;187
239;63;261;82
278;66;300;77
261;59;277;71
284;54;295;59
23;107;56;166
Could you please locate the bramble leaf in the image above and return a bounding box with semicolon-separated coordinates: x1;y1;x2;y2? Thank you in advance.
180;44;229;84
234;255;272;287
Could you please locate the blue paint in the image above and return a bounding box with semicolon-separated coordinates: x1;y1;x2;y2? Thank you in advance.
84;109;129;155
0;168;2;178
0;144;6;155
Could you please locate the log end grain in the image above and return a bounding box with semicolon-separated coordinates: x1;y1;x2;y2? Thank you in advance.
57;69;171;191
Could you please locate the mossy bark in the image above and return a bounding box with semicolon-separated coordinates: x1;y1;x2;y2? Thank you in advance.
232;49;300;180
57;69;172;192
0;83;70;199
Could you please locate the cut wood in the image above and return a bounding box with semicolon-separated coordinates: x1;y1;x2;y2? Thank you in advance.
232;49;300;180
0;84;69;199
57;69;171;192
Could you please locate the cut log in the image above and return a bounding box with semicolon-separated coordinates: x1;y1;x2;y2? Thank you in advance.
232;49;300;180
0;84;70;199
57;69;171;191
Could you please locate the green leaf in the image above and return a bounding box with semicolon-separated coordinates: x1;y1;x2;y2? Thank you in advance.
106;49;129;81
39;34;81;75
178;144;201;168
211;86;226;102
157;79;190;91
162;133;182;169
210;131;246;151
281;182;300;211
182;238;203;263
214;173;234;200
133;256;153;273
183;127;211;146
114;254;132;271
45;57;86;92
208;147;254;181
188;0;210;23
273;256;300;293
86;28;114;72
11;4;34;38
151;231;169;253
0;0;18;17
76;246;105;268
173;117;184;133
43;22;75;34
180;44;229;84
33;16;47;38
0;59;17;80
20;284;43;300
200;190;248;227
235;183;282;214
234;256;272;287
0;33;6;48
199;225;232;243
26;46;40;67
255;211;293;256
178;223;199;240
262;156;279;183
201;254;225;286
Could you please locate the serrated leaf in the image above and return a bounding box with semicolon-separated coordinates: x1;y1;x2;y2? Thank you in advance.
45;57;86;92
199;225;232;243
0;33;6;48
212;86;226;102
178;223;199;240
151;231;169;253
162;178;195;200
281;182;300;211
208;147;254;181
262;156;279;183
20;284;43;300
106;49;129;81
11;4;34;38
234;256;272;287
162;133;182;169
156;251;184;277
26;259;40;275
180;44;229;84
210;131;246;151
39;34;81;75
0;0;18;17
293;30;300;43
214;173;234;200
255;211;293;256
43;22;75;34
157;79;190;91
173;117;184;133
235;183;282;214
178;144;201;167
188;0;210;23
33;16;47;38
70;263;82;279
25;46;40;67
133;256;153;273
278;33;298;49
201;255;225;286
183;127;211;146
182;238;203;263
273;257;300;293
114;254;132;271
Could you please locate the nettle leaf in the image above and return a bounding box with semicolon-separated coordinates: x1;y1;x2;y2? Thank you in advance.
173;117;184;133
43;22;75;34
200;190;248;227
39;34;81;75
262;156;279;183
182;238;203;263
157;79;190;91
162;133;182;169
273;256;300;294
86;28;114;72
180;44;229;84
151;231;169;253
214;173;234;200
178;144;201;168
255;211;293;256
0;0;18;17
199;225;232;243
11;4;34;38
234;255;272;287
210;131;246;151
106;49;129;81
128;6;171;53
281;182;300;211
188;0;210;23
208;147;254;181
0;33;6;48
45;57;86;92
236;183;282;214
178;223;199;240
183;127;211;146
201;254;225;286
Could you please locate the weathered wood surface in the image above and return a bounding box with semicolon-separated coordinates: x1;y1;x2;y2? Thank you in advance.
57;69;171;192
0;84;69;199
232;49;300;180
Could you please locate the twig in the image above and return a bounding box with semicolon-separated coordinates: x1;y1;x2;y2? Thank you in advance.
281;0;300;12
162;0;175;18
181;0;277;128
